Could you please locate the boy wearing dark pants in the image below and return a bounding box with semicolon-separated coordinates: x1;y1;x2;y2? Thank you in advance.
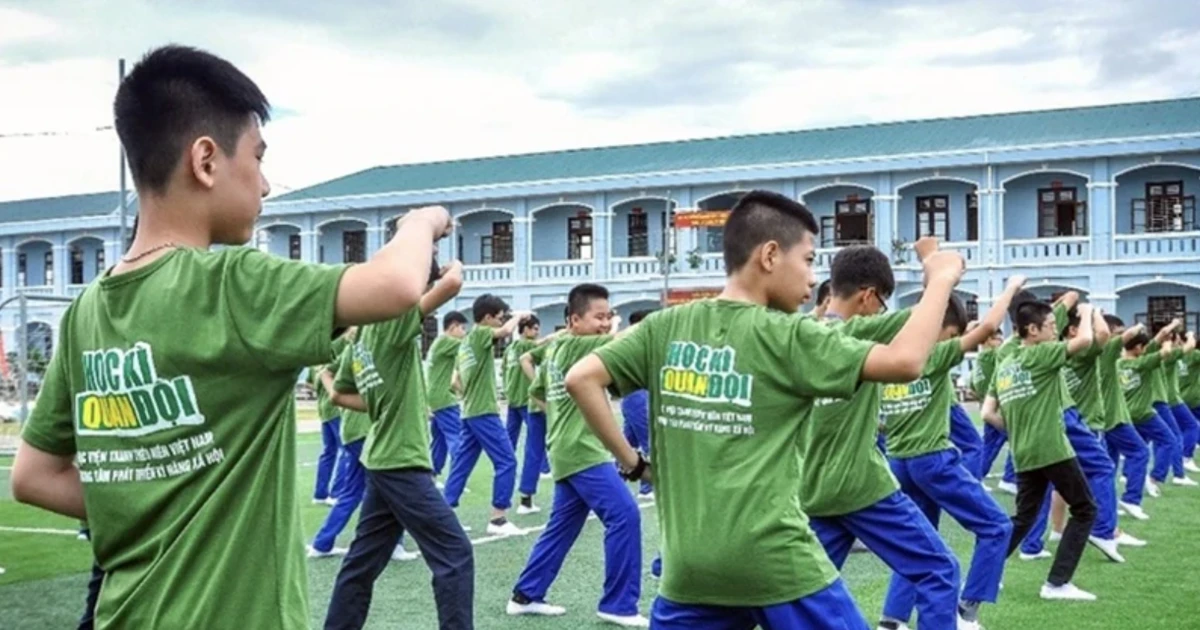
311;347;346;506
1165;332;1200;477
1100;317;1153;522
803;246;962;630
566;191;966;630
428;312;467;483
443;295;531;535
325;262;474;630
620;309;656;499
983;300;1099;601
508;284;646;627
879;280;1024;630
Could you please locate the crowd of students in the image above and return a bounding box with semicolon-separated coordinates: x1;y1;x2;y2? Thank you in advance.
9;44;1200;630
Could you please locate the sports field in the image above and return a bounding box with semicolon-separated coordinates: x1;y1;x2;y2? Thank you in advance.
0;410;1196;629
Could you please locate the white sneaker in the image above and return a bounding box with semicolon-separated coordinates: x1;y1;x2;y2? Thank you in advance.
1146;478;1161;497
306;545;347;559
539;472;553;481
1039;582;1097;601
435;479;445;490
506;600;566;616
324;498;337;507
1119;501;1149;520
1116;532;1148;547
487;520;525;537
982;483;994;493
597;612;650;627
1020;550;1052;561
1115;504;1126;516
957;617;983;630
637;491;655;501
516;503;541;516
1087;536;1126;563
997;481;1018;495
1184;459;1200;473
1171;476;1199;487
1049;530;1063;543
391;546;419;562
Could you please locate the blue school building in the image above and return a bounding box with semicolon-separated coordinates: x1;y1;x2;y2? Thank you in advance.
4;97;1200;358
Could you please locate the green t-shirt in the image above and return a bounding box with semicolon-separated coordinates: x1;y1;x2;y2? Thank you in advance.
20;247;344;630
334;310;432;471
309;337;349;422
991;342;1076;472
881;340;965;458
1063;343;1105;430
1119;351;1164;423
1164;349;1184;405
594;299;874;607
1180;351;1200;408
799;310;910;516
1145;341;1169;404
1098;337;1131;430
540;335;614;480
457;325;500;419
333;346;371;445
425;335;461;412
993;304;1074;412
502;338;538;408
970;348;996;400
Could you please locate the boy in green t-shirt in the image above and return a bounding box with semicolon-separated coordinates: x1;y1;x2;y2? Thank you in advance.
503;316;555;515
507;283;648;627
10;46;451;630
311;334;352;506
1179;342;1200;472
428;311;467;483
1164;331;1200;477
878;278;1024;630
1101;316;1152;520
801;245;961;630
323;261;476;629
443;294;532;535
982;300;1100;601
1119;321;1185;494
563;190;965;629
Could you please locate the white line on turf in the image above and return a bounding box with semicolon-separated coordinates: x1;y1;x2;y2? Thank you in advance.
465;501;655;548
0;525;79;536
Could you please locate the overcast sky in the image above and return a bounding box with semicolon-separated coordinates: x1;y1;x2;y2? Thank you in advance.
2;0;1199;202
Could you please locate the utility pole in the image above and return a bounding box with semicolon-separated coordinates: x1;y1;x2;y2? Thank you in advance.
117;58;128;253
660;191;674;307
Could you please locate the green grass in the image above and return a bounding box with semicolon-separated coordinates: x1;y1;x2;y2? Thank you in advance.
1;419;1198;629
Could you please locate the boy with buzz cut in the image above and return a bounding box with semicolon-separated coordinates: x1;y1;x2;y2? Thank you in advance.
620;309;656;500
428;311;468;483
443;294;532;535
9;45;452;629
563;190;966;630
801;244;962;630
1120;320;1185;495
507;283;648;627
982;300;1100;601
878;281;1024;630
1095;316;1153;522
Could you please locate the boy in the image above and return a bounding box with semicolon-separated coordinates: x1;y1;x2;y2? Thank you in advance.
1164;331;1200;476
1180;338;1200;472
975;328;1018;491
620;309;656;499
811;279;832;318
1099;316;1152;521
1146;327;1196;486
507;284;647;627
801;245;961;630
563;190;965;629
878;280;1024;630
324;261;474;630
428;311;467;483
9;45;452;628
309;339;373;558
443;294;531;535
311;349;345;506
1120;321;1185;494
503;316;541;508
982;300;1099;601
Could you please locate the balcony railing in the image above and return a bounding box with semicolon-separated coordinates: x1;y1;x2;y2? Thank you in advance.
67;284;88;298
1115;231;1200;259
610;256;660;278
14;285;55;296
462;264;514;284
1003;237;1089;264
531;260;593;282
941;241;980;264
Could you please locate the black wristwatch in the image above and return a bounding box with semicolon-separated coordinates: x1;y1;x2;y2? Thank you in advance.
620;452;649;481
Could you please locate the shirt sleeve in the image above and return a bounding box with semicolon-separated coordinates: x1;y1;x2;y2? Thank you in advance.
1030;341;1069;373
21;316;76;456
1135;351;1163;372
222;249;347;372
838;309;913;343
1102;337;1124;364
594;319;654;397
1053;303;1070;336
333;346;359;394
927;339;966;376
375;310;423;349
469;325;494;361
789;317;875;399
528;343;549;366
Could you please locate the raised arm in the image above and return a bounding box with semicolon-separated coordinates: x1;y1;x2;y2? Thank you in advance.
1154;318;1182;344
419;261;464;317
493;310;533;339
1092;308;1112;346
1122;323;1146;344
1054;290;1081;311
961;275;1026;352
1066;304;1095;355
335;206;452;327
1185;331;1197;353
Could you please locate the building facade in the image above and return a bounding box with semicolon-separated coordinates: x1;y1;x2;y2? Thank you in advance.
4;98;1200;359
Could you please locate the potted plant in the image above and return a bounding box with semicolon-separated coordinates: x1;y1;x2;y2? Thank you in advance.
686;247;704;270
891;238;911;265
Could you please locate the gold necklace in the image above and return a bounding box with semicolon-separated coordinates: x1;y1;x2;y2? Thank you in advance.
121;242;179;264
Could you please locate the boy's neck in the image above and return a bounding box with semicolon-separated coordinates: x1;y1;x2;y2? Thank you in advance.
719;273;769;307
825;299;861;321
1020;337;1040;347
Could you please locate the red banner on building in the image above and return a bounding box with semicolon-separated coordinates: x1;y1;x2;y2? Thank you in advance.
673;210;730;228
666;288;722;305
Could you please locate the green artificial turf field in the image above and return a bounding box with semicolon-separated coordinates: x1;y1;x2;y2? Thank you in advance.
0;413;1195;629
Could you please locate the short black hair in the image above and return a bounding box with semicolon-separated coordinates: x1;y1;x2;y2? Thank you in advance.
1103;314;1124;330
472;294;509;323
442;311;467;330
629;309;656;325
519;315;541;333
829;246;894;300
815;279;831;304
1016;301;1054;339
942;294;969;333
1008;289;1040;327
722;190;819;274
567;283;609;318
1061;307;1082;340
115;45;270;195
1125;330;1151;351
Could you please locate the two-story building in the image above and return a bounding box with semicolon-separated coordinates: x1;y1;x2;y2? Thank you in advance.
4;97;1200;360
